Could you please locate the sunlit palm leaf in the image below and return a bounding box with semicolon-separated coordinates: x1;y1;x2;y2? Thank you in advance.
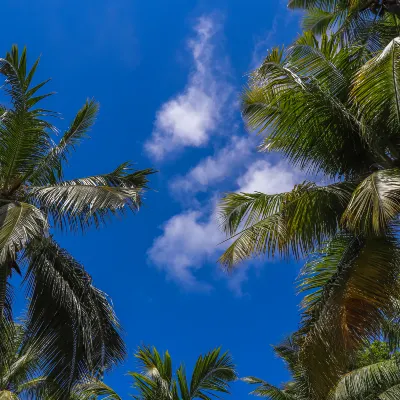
0;202;47;262
352;36;400;150
333;358;400;400
27;99;99;186
343;169;400;234
130;346;236;400
29;166;155;231
219;181;353;270
244;36;376;177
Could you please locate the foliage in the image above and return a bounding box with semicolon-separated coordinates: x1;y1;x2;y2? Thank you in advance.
0;320;121;399
218;30;400;397
0;45;155;396
287;0;400;50
245;333;400;400
129;345;237;400
356;340;392;368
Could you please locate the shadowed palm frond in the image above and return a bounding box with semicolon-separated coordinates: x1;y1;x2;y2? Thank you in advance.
23;237;125;396
297;233;400;398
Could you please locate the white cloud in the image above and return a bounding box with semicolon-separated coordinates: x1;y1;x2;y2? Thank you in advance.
147;210;223;291
237;160;301;194
145;16;232;160
149;159;304;293
171;136;253;194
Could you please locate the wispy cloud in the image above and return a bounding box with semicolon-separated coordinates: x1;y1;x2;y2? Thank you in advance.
145;16;233;160
237;160;303;194
147;209;223;292
148;158;304;293
147;12;304;294
170;136;254;195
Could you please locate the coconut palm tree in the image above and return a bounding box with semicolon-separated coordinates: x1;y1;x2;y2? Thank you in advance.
218;30;400;398
245;333;400;400
129;345;237;400
287;0;400;50
0;45;154;395
0;321;121;400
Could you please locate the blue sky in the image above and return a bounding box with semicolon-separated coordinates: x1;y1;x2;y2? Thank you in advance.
4;0;305;398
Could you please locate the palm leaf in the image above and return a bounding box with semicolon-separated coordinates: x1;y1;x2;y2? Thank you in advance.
332;358;400;400
26;99;99;186
0;202;47;262
352;36;400;152
243;376;295;399
298;233;400;398
29;166;155;231
72;378;122;400
343;169;400;234
23;237;125;396
218;181;353;270
188;348;237;399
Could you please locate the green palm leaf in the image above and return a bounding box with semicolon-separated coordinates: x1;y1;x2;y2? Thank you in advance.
72;379;122;400
219;181;353;270
343;169;400;234
130;346;236;400
188;348;237;399
243;376;295;400
29;166;154;231
333;358;400;400
0;202;47;262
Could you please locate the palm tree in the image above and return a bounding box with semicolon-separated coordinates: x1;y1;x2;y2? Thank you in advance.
129;345;237;400
245;334;400;400
218;31;400;397
287;0;400;50
0;45;154;395
0;321;121;399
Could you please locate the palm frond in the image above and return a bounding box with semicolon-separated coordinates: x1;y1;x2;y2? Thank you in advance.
72;378;122;400
0;46;55;193
343;169;400;234
298;233;400;398
352;36;400;153
218;181;353;270
23;237;125;396
243;376;295;399
0;202;47;262
188;348;237;399
29;166;155;231
333;358;400;400
26;99;99;186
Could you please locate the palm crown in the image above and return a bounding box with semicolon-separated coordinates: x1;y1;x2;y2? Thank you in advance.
0;45;155;395
218;30;400;397
129;346;237;400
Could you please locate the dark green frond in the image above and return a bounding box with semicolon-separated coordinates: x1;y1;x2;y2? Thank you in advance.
23;237;125;396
